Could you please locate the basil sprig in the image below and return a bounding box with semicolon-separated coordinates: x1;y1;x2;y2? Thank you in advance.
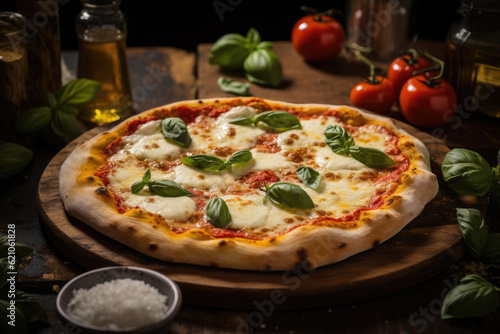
205;197;232;229
263;182;315;209
296;166;321;190
208;27;282;87
456;208;500;264
442;274;500;319
15;78;101;140
131;169;192;197
161;117;192;148
244;48;283;87
230;111;301;133
217;77;250;96
442;148;499;207
181;150;253;172
0;142;33;180
324;125;396;169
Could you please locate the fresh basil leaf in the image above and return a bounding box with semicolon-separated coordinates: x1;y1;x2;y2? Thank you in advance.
244;48;283;87
56;78;102;107
217;77;250;96
131;181;146;194
324;125;355;155
14;107;52;134
492;165;500;207
161;117;192;148
246;27;261;44
265;182;315;209
349;146;397;169
0;300;28;334
55;104;79;115
142;169;152;184
48;92;57;108
208;33;251;69
181;155;226;172
253;111;301;132
15;290;49;324
51;109;81;140
441;274;500;319
442;148;494;196
148;180;192;197
227;150;253;166
456;208;488;260
482;233;500;264
257;41;273;49
296;166;321;190
229;116;254;126
0;143;33;180
205;197;232;229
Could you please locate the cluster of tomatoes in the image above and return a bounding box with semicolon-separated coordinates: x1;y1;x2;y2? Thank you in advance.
291;9;457;128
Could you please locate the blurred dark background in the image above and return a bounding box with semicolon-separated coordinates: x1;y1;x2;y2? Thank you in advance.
4;0;462;51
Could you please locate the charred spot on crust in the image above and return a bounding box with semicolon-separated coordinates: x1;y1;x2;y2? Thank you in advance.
372;240;381;247
338;243;346;249
210;262;219;267
265;264;272;270
149;242;159;251
127;226;136;233
95;187;109;195
86;176;95;182
296;248;312;269
198;100;203;104
218;240;227;246
269;238;276;243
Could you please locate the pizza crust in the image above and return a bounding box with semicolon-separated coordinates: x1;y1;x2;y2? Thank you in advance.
59;98;438;271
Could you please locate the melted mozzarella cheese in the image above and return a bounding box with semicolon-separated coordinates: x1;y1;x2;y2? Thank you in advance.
223;195;272;230
277;117;342;149
233;149;296;176
125;193;197;221
314;146;372;171
173;163;232;192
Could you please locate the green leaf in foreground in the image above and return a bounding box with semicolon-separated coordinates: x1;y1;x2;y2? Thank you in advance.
51;109;81;140
130;169;191;197
0;143;33;180
264;182;315;209
15;290;49;324
456;208;488;260
229;111;301;133
205;197;232;229
208;33;251;69
244;48;283;87
56;78;102;107
441;274;500;319
217;77;250;96
161;117;192;148
482;233;500;264
442;148;494;197
324;125;354;155
181;150;253;172
296;166;321;190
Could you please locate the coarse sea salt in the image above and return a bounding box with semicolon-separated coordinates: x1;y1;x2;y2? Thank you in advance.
67;278;169;330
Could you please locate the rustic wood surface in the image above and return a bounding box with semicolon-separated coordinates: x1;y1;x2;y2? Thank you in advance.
2;42;500;333
37;107;466;310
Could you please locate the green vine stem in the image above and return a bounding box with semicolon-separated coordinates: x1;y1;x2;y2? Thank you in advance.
412;51;444;87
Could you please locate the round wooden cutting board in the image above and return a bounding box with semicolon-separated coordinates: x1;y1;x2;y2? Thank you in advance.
37;118;474;310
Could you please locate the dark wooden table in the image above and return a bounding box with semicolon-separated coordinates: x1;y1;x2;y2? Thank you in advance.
1;41;500;334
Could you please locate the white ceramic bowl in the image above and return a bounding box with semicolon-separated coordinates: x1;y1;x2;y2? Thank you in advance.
56;266;182;334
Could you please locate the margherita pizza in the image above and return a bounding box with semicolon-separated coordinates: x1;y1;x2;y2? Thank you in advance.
59;97;438;271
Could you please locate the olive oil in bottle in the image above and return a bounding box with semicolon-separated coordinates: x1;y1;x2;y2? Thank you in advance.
75;0;133;125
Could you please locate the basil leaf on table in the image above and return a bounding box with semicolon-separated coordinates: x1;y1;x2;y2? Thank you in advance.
14;107;52;134
264;182;315;209
51;109;81;140
441;274;500;319
456;208;488;260
324;125;396;169
56;78;102;106
181;155;227;172
296;166;321;190
349;146;397;169
229;111;301;133
0;143;33;180
442;148;494;196
244;48;283;87
324;125;355;155
205;197;232;229
208;33;251;69
217;77;250;96
161;117;192;148
482;233;500;264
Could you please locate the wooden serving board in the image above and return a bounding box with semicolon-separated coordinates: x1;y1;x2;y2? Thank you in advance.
37;119;476;310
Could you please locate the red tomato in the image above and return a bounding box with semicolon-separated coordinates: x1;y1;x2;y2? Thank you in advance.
388;54;436;94
399;75;457;128
350;76;396;114
291;14;345;62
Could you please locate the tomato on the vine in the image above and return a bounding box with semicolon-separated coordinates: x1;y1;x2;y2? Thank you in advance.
291;11;345;62
399;75;457;128
350;76;396;114
388;50;437;94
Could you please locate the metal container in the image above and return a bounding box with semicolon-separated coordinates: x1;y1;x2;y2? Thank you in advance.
345;0;413;60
